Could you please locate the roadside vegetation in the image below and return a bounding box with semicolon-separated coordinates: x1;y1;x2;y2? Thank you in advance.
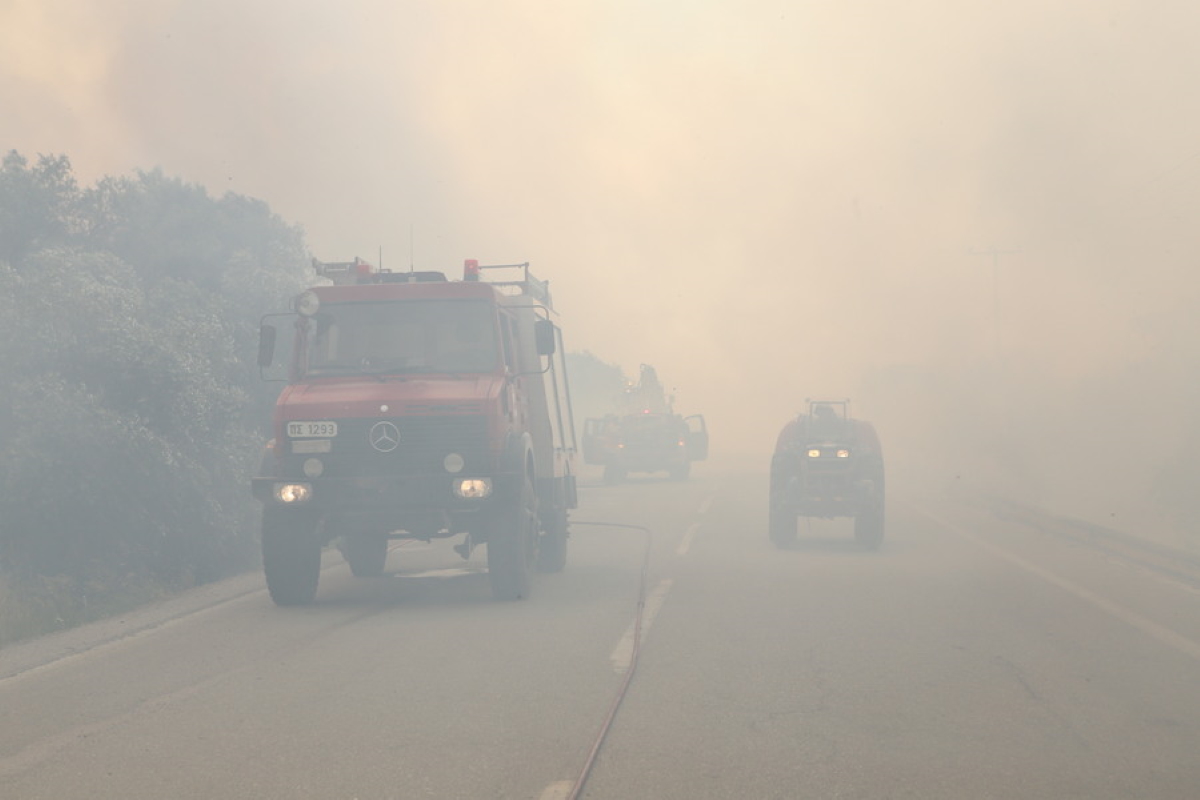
0;151;311;646
0;156;644;646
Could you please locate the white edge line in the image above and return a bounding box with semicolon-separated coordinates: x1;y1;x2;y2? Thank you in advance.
537;780;574;800
609;578;674;673
0;588;265;687
917;506;1200;664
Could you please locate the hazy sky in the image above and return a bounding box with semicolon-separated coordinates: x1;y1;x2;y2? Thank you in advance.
5;0;1200;521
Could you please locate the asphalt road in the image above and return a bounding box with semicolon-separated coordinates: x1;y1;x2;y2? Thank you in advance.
2;463;1199;799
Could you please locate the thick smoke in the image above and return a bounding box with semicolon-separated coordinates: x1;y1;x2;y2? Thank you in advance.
5;0;1200;539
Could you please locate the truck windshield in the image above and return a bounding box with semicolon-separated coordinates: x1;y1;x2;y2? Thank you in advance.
304;299;498;376
621;414;677;442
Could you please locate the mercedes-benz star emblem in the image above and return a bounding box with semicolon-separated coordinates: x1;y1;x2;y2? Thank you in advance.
368;421;400;453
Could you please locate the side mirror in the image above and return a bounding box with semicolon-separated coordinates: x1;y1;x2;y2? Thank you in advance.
534;319;556;356
257;324;278;368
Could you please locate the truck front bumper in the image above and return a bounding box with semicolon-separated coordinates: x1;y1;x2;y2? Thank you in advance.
252;471;521;533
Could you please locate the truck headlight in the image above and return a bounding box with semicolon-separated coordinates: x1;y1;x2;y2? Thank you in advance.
294;290;320;317
274;483;312;503
836;449;850;458
807;449;821;458
453;478;493;499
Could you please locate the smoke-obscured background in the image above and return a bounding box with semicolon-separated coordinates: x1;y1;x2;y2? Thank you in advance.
5;0;1200;536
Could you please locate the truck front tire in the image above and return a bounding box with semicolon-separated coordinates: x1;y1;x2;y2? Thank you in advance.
488;475;537;600
262;509;322;606
341;535;389;577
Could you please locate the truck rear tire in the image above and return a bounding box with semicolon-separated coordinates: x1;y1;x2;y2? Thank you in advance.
536;505;569;573
488;475;537;600
603;463;626;485
341;535;389;577
262;509;322;606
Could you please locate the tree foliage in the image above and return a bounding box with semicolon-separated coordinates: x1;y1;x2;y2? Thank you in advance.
0;151;311;609
0;152;78;264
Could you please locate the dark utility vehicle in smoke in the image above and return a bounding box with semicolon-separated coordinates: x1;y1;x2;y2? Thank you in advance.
253;258;578;605
583;411;708;483
768;399;885;549
580;363;708;483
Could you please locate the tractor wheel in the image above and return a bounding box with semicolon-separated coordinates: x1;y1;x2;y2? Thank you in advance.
854;506;885;551
768;499;796;549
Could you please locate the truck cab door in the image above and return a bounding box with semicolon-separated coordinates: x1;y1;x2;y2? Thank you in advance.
684;415;709;461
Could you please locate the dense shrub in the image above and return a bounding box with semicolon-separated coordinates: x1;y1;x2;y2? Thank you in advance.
0;152;311;635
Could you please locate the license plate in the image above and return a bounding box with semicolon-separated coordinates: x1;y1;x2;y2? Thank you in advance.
288;421;338;438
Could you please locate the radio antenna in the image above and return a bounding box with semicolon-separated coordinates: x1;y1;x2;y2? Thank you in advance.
409;223;415;273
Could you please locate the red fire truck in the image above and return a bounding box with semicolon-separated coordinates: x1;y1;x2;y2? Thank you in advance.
252;258;578;604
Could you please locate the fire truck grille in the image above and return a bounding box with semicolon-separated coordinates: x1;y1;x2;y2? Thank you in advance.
295;415;490;477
